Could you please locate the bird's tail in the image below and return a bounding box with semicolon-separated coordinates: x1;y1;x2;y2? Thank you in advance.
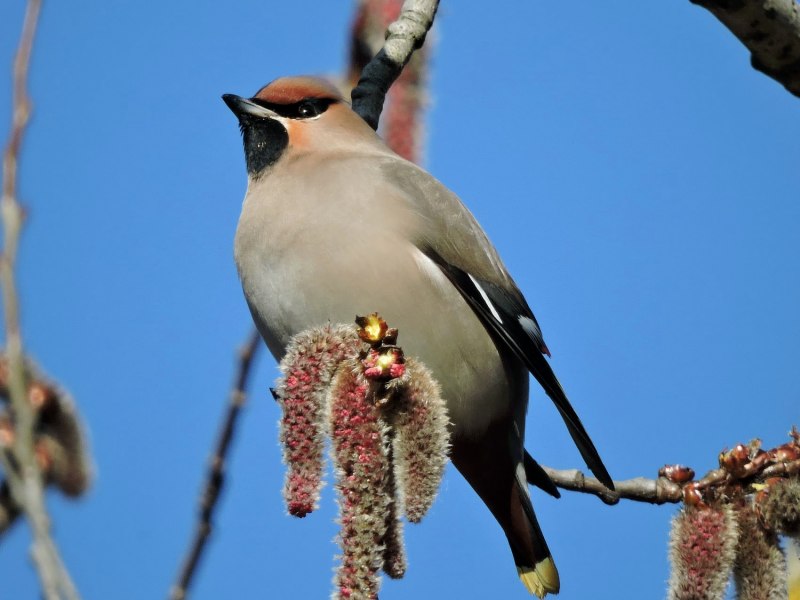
511;463;560;597
451;424;560;598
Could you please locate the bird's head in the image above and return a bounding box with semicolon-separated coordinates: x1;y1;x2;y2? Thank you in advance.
223;76;379;178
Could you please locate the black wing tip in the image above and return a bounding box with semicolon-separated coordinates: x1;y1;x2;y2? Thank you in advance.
591;463;615;491
524;451;561;499
529;354;616;491
426;250;616;492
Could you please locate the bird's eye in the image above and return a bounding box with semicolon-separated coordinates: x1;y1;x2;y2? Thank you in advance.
297;102;317;119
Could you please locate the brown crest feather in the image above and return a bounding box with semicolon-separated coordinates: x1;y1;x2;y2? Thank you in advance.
254;76;343;105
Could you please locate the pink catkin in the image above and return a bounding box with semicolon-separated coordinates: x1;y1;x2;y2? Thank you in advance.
734;504;787;600
381;450;407;579
276;326;360;517
667;504;738;600
329;361;392;600
759;478;800;539
384;359;450;523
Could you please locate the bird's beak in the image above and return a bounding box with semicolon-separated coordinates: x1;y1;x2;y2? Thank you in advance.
222;94;279;120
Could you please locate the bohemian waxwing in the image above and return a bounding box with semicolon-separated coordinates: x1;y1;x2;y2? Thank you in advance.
224;76;613;598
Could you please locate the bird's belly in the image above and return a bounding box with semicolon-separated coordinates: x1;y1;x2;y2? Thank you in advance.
235;231;517;437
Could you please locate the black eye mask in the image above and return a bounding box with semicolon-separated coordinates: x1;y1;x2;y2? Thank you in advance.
250;97;336;120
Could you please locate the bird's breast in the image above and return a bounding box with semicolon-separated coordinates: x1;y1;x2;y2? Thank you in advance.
233;160;522;437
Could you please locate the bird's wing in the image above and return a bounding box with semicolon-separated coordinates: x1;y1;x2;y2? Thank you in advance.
379;157;613;490
524;451;561;498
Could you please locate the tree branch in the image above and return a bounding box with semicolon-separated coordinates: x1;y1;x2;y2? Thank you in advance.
542;432;800;508
1;1;81;598
690;0;800;98
543;467;683;505
348;0;431;162
351;0;438;129
169;330;261;600
0;357;92;537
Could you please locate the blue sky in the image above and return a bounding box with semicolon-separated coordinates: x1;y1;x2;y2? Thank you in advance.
0;2;798;599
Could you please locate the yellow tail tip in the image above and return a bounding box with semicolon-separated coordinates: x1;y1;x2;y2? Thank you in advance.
518;557;560;598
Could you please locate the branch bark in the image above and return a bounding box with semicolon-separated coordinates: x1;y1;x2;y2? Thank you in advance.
351;0;438;129
542;438;800;507
690;0;800;98
543;467;683;505
169;330;261;600
1;1;81;598
348;0;431;162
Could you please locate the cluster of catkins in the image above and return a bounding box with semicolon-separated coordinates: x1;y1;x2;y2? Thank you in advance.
667;435;800;600
0;358;92;534
274;314;450;599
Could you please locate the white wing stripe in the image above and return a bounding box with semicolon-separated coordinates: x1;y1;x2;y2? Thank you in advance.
468;274;503;323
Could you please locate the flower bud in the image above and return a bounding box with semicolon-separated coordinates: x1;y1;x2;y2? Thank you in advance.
659;464;695;484
355;313;389;346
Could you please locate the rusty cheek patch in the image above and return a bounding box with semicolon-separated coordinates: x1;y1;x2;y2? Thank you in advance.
285;120;307;149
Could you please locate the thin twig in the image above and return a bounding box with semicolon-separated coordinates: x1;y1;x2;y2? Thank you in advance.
1;1;81;599
543;467;683;505
0;357;92;536
542;438;800;507
169;330;262;600
689;0;800;98
351;0;438;129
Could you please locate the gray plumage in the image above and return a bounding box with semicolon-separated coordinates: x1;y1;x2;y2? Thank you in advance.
226;76;612;597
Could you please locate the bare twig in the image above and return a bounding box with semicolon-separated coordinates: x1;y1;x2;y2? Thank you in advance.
542;433;800;508
690;0;800;98
543;467;683;505
0;357;92;536
351;0;438;129
1;2;81;599
169;330;262;600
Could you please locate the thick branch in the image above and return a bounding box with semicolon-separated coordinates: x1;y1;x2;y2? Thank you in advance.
1;1;81;599
690;0;800;98
169;330;261;600
348;0;431;162
351;0;438;129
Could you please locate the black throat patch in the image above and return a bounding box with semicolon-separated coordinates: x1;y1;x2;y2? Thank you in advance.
240;117;288;177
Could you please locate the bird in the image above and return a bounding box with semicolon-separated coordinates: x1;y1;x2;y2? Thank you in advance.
223;76;613;598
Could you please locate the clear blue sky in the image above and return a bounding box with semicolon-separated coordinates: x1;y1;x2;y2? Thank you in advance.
0;2;798;598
